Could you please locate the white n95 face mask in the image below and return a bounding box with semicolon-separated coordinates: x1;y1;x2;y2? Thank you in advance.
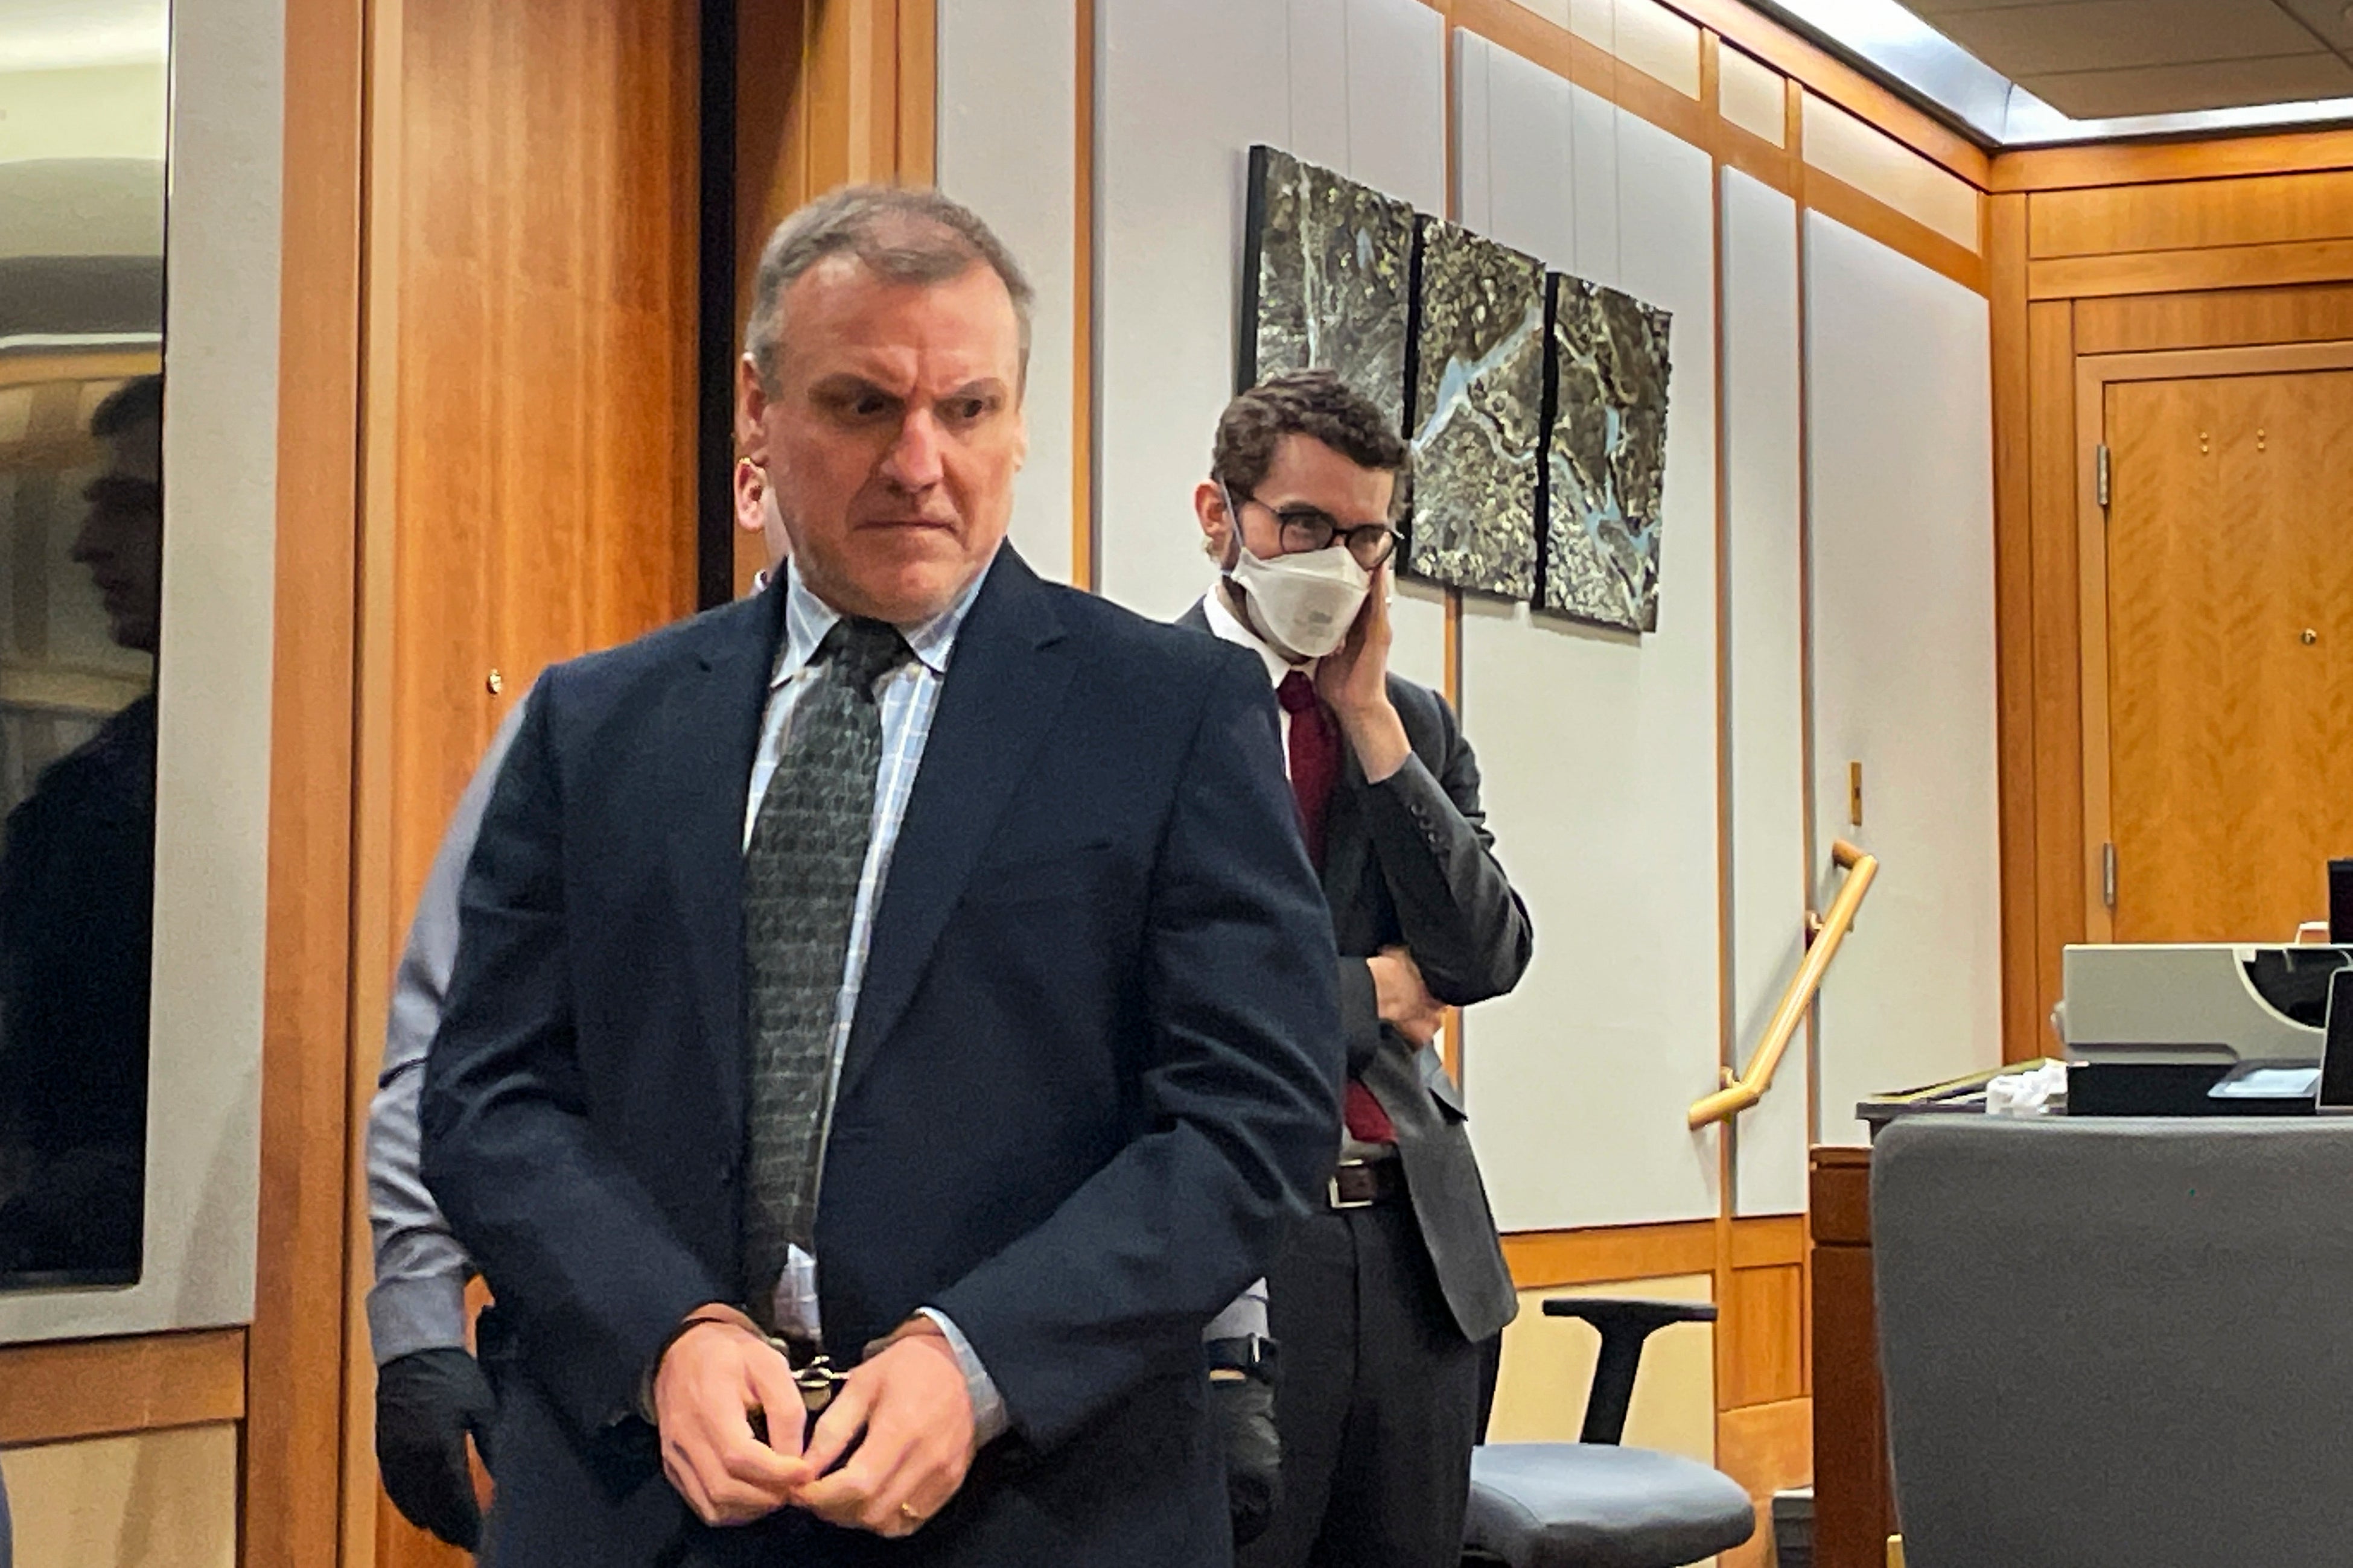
1227;539;1371;660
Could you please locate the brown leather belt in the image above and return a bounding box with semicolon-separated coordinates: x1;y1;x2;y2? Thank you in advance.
1326;1156;1406;1210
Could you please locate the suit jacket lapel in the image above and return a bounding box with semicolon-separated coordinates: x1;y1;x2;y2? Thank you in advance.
839;551;1075;1103
670;585;789;1133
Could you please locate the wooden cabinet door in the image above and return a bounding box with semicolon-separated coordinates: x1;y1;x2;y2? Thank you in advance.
2101;367;2353;942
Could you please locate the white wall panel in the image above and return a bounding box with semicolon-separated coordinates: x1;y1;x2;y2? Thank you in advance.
1288;0;1353;173
1806;212;2000;1144
1466;36;1576;263
1721;170;1809;1216
1456;56;1722;1231
1571;84;1622;285
1339;0;1450;691
1097;0;1445;684
1098;0;1286;624
1345;0;1449;206
937;0;1078;585
1456;29;1494;229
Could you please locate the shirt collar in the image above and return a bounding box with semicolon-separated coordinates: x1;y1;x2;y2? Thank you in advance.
1202;579;1310;689
773;551;995;691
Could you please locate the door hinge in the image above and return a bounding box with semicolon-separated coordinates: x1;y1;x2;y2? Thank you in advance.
2102;842;2118;911
2095;443;2111;509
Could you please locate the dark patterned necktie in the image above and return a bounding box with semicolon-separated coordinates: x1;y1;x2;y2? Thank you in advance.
740;617;909;1328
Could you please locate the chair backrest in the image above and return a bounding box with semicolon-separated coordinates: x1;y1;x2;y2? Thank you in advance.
1873;1116;2353;1568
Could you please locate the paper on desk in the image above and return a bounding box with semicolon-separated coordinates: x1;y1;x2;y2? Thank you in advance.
1985;1059;2068;1116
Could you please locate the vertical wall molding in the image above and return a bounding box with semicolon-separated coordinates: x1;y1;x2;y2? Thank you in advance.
253;0;362;1557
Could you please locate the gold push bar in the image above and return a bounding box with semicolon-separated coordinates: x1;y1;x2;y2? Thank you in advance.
1687;839;1879;1130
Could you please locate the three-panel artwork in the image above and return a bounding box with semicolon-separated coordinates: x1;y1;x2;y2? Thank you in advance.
1240;145;1675;635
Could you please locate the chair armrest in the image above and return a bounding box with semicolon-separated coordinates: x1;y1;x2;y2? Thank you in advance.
1541;1297;1716;1446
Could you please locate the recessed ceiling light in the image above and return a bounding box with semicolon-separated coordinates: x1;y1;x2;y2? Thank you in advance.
1754;0;2353;146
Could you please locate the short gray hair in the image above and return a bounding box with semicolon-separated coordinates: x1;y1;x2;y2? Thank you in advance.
743;185;1035;393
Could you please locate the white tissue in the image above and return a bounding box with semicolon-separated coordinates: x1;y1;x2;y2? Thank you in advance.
1985;1060;2069;1117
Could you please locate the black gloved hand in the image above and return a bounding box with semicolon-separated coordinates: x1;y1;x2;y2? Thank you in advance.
376;1347;497;1550
1207;1336;1283;1547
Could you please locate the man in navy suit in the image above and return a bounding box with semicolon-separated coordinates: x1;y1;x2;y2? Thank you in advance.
419;186;1342;1565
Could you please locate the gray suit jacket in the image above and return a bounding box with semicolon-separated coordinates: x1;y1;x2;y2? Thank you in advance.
1182;601;1530;1343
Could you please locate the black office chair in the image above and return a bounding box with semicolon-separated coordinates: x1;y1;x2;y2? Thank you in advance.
1462;1298;1757;1568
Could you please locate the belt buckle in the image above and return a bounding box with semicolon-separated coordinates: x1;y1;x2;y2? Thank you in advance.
1327;1159;1374;1210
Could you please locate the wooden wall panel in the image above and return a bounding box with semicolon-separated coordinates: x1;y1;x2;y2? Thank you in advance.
2074;281;2353;354
1504;1220;1721;1290
730;0;938;594
387;0;700;920
1990;143;2353;1078
249;0;366;1558
1991;193;2039;1061
896;0;937;185
0;1331;245;1448
2030;237;2353;301
1810;1150;1888;1568
1993;124;2353;193
1717;1398;1813;1568
2026;299;2083;1037
1721;1263;1805;1408
2029;168;2353;259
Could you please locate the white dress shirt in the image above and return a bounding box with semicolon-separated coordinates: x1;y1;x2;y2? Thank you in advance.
1202;579;1314;729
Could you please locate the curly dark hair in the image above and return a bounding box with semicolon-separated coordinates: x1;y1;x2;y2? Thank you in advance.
1210;370;1411;520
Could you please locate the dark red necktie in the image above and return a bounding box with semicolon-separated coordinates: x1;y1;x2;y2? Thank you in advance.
1277;672;1336;871
1277;671;1396;1146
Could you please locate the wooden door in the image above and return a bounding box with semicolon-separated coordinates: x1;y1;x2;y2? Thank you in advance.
364;0;702;1563
2101;368;2353;942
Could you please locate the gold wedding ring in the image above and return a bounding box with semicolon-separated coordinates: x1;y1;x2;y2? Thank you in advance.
899;1503;923;1523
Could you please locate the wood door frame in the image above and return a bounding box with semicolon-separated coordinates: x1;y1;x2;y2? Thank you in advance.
2073;338;2353;940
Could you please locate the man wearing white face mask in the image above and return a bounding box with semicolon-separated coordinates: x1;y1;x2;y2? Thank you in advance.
1188;370;1534;1568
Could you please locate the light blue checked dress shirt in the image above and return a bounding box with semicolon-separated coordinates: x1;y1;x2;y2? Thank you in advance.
747;553;1006;1440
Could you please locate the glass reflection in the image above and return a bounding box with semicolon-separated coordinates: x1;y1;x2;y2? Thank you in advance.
0;2;167;1290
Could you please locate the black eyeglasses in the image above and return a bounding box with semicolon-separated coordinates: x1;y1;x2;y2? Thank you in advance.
1234;492;1398;570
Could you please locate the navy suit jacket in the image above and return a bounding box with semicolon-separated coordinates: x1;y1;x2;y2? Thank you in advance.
419;549;1344;1567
